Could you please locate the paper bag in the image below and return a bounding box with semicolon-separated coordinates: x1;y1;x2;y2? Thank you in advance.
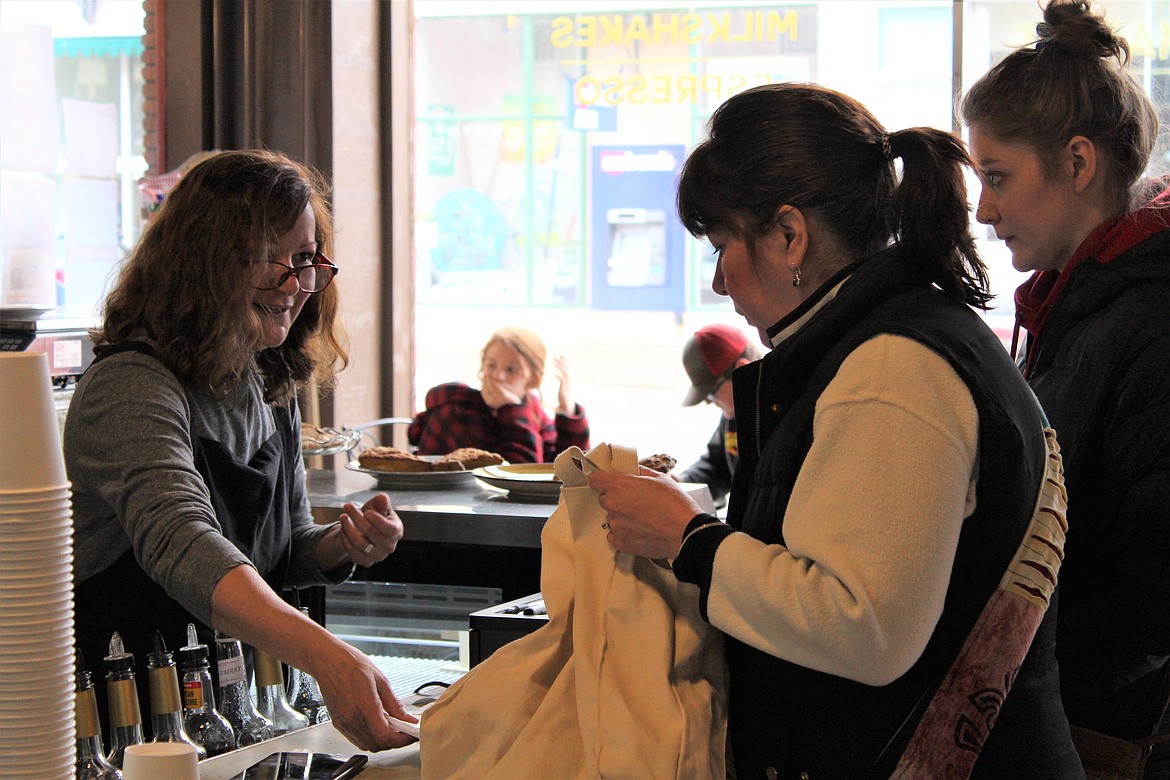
420;443;727;779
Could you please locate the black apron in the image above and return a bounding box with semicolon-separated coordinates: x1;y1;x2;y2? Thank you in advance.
73;342;297;738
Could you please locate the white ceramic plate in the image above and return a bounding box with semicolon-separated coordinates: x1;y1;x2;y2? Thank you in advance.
472;463;562;501
345;459;478;490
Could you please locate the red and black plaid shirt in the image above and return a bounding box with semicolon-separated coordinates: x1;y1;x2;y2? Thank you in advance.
407;382;590;464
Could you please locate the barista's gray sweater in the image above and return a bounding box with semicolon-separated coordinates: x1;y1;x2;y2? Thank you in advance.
65;350;344;626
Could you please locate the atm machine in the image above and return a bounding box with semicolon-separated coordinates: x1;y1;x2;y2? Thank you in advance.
604;208;667;288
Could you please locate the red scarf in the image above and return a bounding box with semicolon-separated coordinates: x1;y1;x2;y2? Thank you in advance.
1013;184;1170;378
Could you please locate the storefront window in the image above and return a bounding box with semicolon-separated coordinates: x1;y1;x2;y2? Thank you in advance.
0;0;145;318
412;1;955;315
408;1;1168;461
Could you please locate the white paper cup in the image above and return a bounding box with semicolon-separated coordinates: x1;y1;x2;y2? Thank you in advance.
0;504;72;520
0;353;68;492
0;594;73;616
0;484;71;498
122;742;200;780
0;667;76;690
0;489;71;507
0;549;72;564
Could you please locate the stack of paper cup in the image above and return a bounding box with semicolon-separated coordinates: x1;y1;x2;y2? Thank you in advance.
0;352;77;777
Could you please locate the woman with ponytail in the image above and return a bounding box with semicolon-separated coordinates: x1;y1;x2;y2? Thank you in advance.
588;82;1083;777
963;2;1170;775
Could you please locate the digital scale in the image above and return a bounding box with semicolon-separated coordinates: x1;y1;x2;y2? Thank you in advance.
0;309;97;436
0;309;96;381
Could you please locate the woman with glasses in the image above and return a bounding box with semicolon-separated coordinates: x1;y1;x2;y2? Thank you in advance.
66;150;417;752
588;83;1083;777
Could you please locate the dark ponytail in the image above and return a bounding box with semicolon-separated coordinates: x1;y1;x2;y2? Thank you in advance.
677;83;991;309
888;128;990;307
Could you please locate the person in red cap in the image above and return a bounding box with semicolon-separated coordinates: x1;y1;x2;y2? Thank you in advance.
676;324;761;504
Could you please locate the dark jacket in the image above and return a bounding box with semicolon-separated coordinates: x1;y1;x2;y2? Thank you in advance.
1014;190;1170;746
678;416;737;503
678;249;1082;779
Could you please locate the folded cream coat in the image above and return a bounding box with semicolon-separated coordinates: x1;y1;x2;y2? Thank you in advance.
420;443;728;779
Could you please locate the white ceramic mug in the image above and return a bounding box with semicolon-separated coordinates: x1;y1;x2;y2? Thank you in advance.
122;742;200;780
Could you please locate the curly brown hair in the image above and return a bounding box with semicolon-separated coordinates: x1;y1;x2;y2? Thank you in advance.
94;149;349;403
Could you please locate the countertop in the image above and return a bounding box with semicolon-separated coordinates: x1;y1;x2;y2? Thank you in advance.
306;467;556;549
305;467;714;550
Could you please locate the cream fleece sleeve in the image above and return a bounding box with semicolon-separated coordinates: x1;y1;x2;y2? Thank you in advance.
705;334;979;685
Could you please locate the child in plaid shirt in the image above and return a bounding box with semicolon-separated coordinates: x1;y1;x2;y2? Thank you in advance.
409;326;589;464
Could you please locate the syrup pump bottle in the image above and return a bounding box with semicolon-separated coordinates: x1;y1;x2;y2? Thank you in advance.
253;646;310;735
286;663;331;724
178;623;235;757
103;632;145;769
286;610;330;725
75;650;122;779
214;630;274;746
146;630;206;759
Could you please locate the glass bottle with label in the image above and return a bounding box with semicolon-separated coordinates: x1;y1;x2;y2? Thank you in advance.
178;623;235;757
253;646;310;735
75;650;122;779
146;630;206;759
214;630;274;747
285;610;330;726
103;632;145;769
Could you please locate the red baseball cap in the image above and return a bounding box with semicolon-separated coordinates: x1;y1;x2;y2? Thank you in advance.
681;324;754;406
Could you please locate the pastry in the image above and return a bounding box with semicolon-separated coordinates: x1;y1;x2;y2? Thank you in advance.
639;453;677;474
446;447;505;470
357;446;470;473
430;457;468;472
357;446;434;473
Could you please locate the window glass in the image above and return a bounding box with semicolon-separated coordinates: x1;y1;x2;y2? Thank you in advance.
410;1;955;460
409;1;1169;464
0;0;145;318
413;1;954;314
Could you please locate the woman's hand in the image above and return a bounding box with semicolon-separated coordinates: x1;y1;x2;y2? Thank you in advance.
588;467;702;559
209;567;418;751
554;355;574;414
324;493;404;569
310;637;419;750
481;375;524;409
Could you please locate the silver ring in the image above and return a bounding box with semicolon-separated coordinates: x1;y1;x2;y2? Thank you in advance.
601;522;609;530
362;542;375;555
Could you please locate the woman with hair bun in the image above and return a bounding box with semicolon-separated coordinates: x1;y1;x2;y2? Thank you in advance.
589;82;1082;778
963;2;1170;774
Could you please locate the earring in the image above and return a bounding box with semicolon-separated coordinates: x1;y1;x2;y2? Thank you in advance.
791;266;802;288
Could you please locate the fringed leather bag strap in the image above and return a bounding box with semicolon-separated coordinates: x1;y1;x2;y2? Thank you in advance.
890;428;1068;779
